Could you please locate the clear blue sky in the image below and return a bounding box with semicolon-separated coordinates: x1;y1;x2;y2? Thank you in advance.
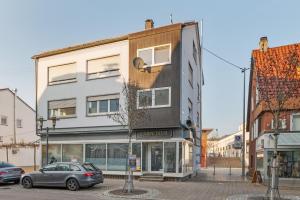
0;0;299;135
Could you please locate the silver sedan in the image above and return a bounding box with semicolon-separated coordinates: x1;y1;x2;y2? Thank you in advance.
21;162;104;191
0;162;24;184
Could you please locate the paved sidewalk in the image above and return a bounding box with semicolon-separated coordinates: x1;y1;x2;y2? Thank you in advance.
1;178;300;200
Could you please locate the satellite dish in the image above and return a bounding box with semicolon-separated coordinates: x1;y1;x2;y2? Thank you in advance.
133;57;145;69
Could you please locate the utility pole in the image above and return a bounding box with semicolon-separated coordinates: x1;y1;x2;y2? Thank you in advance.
241;68;246;177
13;88;17;144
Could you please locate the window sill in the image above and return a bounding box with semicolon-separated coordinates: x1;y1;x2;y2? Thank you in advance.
137;105;171;109
48;116;77;120
87;112;119;117
87;74;120;81
48;80;77;86
143;62;172;68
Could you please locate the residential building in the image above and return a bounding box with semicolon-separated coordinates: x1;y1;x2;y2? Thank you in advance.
33;20;203;178
0;88;38;169
207;125;249;167
247;38;300;179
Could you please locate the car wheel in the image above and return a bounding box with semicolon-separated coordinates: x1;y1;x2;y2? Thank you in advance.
66;178;79;191
22;177;33;189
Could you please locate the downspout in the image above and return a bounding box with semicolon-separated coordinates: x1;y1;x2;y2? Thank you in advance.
35;58;41;167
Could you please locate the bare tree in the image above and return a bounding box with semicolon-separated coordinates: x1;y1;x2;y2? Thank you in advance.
255;44;300;199
108;78;149;193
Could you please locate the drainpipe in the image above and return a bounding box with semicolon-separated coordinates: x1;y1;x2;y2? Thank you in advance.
13;88;17;144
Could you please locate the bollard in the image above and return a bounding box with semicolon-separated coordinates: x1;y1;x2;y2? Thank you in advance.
229;165;232;176
213;165;216;176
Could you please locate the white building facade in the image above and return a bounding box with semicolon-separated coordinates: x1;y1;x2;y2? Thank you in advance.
34;21;203;178
0;88;38;168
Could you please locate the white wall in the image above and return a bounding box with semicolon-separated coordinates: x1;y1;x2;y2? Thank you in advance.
37;40;129;129
0;89;38;166
0;89;36;143
181;24;202;136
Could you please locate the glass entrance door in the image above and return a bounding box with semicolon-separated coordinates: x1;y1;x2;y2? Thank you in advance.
150;143;163;172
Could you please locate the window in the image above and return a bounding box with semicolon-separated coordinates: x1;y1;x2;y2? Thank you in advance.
87;55;120;80
70;165;81;171
197;83;200;100
48;99;76;119
43;164;57;171
137;87;171;109
16;119;22;128
188;98;193;119
271;118;287;130
107;143;128;171
197;112;200;127
292;114;300;131
42;144;62;166
48;63;76;85
62;144;83;163
164;142;176;173
193;41;197;64
188;63;193;87
1;116;7;125
85;144;106;170
87;94;120;115
56;164;71;171
137;44;171;67
0;136;3;143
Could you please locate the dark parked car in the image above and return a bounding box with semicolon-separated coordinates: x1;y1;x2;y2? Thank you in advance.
21;162;103;191
0;162;24;184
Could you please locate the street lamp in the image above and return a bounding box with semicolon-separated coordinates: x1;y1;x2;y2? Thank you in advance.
38;116;58;165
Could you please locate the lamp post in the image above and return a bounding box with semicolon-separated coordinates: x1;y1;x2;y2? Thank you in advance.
38;116;57;165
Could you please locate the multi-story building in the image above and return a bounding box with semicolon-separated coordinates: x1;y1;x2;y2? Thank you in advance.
0;88;38;168
33;20;203;178
207;125;249;166
247;37;300;179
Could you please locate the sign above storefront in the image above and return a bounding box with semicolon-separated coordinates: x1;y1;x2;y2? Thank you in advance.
136;130;173;140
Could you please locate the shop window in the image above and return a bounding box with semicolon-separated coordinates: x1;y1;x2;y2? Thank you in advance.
62;144;83;163
132;143;141;171
178;142;182;173
164;142;176;173
85;144;106;170
107;143;128;171
142;143;148;171
42;144;62;166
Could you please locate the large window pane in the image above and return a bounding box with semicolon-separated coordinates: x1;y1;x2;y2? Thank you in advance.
142;143;148;171
99;100;108;113
138;90;152;107
179;142;182;173
42;144;61;166
164;142;176;173
132;143;141;171
107;143;128;171
155;89;169;106
139;49;152;66
110;99;119;112
293;115;300;131
62;144;83;163
88;101;97;114
85;144;106;170
154;45;170;64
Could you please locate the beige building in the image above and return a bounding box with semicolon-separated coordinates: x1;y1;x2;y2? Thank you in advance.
207;125;249;166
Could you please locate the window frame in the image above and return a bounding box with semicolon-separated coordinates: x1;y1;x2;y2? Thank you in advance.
48;98;77;119
1;116;8;126
47;62;77;86
86;54;121;81
137;87;171;109
16;119;22;128
86;95;120;116
291;113;300;131
137;44;172;68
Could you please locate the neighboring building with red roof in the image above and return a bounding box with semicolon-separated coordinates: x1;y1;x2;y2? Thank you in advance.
247;37;300;180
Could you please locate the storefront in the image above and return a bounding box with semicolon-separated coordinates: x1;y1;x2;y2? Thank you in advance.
41;129;196;178
255;132;300;179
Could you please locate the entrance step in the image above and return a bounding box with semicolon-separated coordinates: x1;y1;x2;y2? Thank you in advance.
139;173;165;182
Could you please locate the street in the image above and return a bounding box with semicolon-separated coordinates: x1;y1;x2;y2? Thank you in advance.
1;178;300;200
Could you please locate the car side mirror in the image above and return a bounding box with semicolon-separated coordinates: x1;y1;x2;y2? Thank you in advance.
39;168;44;173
